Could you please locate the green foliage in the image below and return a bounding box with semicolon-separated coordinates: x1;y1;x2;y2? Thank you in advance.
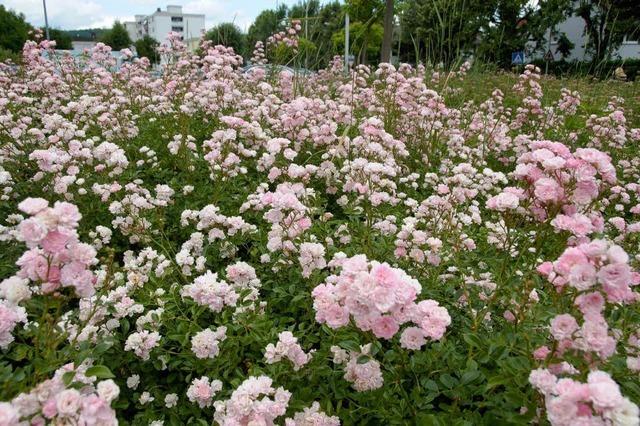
529;58;640;80
100;21;132;51
48;28;73;50
555;32;574;59
401;0;495;67
0;5;32;53
0;47;21;63
333;22;384;63
62;28;106;42
247;5;288;52
134;35;159;64
205;23;247;57
574;0;640;62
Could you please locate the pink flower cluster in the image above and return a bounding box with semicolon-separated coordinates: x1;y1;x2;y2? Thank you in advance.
534;240;640;364
213;376;291;425
330;345;383;392
312;254;450;347
0;300;27;349
538;239;639;303
529;369;638;426
191;326;227;359
489;141;616;236
284;401;340;426
298;242;326;278
124;330;161;361
266;19;302;51
242;182;313;255
186;376;222;408
14;197;97;297
5;363;118;425
181;270;239;313
264;331;314;371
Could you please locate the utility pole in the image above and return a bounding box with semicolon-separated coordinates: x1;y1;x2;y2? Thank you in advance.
381;0;394;63
305;0;309;69
42;0;50;40
396;13;401;64
545;26;552;74
344;12;349;75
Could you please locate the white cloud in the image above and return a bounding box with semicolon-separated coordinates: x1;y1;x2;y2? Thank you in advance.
1;0;314;32
3;0;107;29
86;15;134;29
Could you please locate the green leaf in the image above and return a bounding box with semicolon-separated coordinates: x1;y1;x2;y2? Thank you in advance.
85;365;115;379
62;371;76;386
439;373;458;389
356;355;370;364
338;340;360;353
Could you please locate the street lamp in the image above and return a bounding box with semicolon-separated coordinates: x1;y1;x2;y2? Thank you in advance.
344;12;349;75
42;0;50;40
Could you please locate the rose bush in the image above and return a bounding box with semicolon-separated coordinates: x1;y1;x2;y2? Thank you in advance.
0;31;638;425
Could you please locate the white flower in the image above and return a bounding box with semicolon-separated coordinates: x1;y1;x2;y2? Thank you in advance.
127;374;140;389
164;393;178;408
139;391;154;405
97;379;120;403
0;276;31;304
608;397;640;426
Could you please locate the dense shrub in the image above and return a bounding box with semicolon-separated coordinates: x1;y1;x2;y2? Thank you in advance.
0;33;639;425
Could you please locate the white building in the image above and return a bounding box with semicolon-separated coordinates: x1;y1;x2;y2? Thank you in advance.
529;4;639;61
124;5;205;45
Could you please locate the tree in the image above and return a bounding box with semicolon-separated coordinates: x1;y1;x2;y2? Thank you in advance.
345;0;385;65
134;36;159;64
380;0;394;62
333;21;384;64
402;0;494;67
205;23;246;56
476;0;534;68
574;0;640;63
100;21;132;51
48;29;72;50
247;5;288;54
555;32;574;59
287;0;344;68
0;5;32;53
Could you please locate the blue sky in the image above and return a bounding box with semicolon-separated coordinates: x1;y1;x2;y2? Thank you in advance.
0;0;308;32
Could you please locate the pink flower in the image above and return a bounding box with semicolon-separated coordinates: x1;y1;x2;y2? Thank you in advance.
529;368;557;394
56;389;81;416
41;230;71;253
18;218;48;245
588;371;623;410
533;346;551;360
550;314;579;341
399;327;426;350
0;402;20;425
371;316;399;339
187;376;222;408
534;178;564;203
486;191;520;211
17;198;48;215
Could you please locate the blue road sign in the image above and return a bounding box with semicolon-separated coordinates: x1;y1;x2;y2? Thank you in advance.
511;51;525;65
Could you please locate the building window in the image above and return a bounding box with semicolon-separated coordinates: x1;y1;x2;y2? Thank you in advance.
172;26;183;32
171;16;183;22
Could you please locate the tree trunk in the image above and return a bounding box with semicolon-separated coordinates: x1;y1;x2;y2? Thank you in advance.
381;0;394;63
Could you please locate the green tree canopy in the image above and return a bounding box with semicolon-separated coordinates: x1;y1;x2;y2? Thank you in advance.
247;5;288;52
574;0;640;62
134;35;159;64
100;21;132;51
0;5;32;53
48;29;73;50
205;23;247;56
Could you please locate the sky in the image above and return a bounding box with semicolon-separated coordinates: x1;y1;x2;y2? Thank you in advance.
0;0;306;32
